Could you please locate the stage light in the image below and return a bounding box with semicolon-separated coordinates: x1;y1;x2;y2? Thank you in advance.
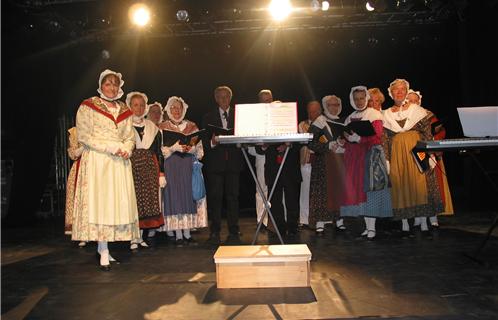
101;50;110;59
366;1;375;11
176;10;189;22
311;0;320;12
129;3;151;27
269;0;293;21
396;0;414;12
321;1;330;11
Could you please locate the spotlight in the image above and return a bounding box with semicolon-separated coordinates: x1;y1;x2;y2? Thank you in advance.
366;1;375;11
129;3;151;27
321;1;330;11
269;0;293;21
311;0;320;12
176;10;189;22
396;0;414;12
101;50;110;59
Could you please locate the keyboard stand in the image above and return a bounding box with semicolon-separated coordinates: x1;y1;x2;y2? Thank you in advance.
462;151;498;266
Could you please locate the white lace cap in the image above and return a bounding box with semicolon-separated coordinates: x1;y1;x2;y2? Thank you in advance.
97;69;125;101
321;95;342;119
407;89;422;105
164;96;189;122
349;85;370;111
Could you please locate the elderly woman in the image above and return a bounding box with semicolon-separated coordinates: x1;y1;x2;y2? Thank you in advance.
339;86;392;240
367;88;385;111
406;89;453;228
126;92;166;250
307;95;347;234
64;127;86;247
382;79;443;236
146;102;164;126
72;70;140;270
159;96;207;246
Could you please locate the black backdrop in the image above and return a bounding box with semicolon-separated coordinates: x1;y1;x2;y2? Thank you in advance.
2;1;497;225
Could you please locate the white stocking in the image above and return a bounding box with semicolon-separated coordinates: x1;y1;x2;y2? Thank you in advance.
97;241;110;266
402;219;410;232
175;229;183;240
414;217;421;226
429;216;439;225
183;229;191;239
420;217;428;231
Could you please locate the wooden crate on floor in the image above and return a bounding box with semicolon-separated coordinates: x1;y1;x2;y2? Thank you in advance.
214;244;312;289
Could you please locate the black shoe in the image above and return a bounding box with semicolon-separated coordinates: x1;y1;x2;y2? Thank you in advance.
184;236;198;246
225;233;242;245
316;227;325;236
206;233;221;246
97;252;120;265
401;230;414;239
99;264;111;271
336;225;346;231
421;230;433;240
175;239;184;247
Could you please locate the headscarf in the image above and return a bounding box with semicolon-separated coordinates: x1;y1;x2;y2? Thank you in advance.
321;95;342;119
349;86;370;111
164;96;189;123
125;91;149;123
97;69;125;101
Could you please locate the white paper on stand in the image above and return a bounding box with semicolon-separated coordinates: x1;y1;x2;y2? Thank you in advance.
234;102;298;136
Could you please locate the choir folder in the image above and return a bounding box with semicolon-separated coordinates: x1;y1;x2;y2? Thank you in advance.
327;120;376;138
162;129;206;147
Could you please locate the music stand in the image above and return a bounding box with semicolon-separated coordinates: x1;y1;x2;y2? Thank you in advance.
218;134;313;245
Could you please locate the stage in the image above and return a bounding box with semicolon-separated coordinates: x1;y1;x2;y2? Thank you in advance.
2;213;497;319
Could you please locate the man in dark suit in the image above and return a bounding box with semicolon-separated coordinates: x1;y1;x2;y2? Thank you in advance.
257;141;301;240
201;86;243;245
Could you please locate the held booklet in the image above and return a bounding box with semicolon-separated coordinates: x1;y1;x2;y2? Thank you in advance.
327;120;376;138
162;129;206;147
206;124;234;137
411;148;430;173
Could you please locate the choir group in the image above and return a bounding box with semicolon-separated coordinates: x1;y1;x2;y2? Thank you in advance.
64;69;453;270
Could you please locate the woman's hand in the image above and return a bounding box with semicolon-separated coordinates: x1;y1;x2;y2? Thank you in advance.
115;149;130;159
344;131;360;143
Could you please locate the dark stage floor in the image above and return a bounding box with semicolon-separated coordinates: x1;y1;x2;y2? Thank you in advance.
2;212;498;320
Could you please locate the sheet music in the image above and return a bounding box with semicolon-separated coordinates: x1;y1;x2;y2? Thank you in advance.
234;102;297;136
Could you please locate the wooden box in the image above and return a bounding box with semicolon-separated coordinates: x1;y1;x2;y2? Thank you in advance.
214;244;312;289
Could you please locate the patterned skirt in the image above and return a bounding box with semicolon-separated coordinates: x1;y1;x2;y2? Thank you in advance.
64;161;79;235
131;149;164;229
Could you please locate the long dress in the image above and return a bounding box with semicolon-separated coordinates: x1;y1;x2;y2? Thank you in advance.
382;104;443;220
298;120;313;226
71;97;140;241
307;115;346;228
130;119;165;229
64;127;83;235
159;120;208;231
340;108;392;218
430;115;454;215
